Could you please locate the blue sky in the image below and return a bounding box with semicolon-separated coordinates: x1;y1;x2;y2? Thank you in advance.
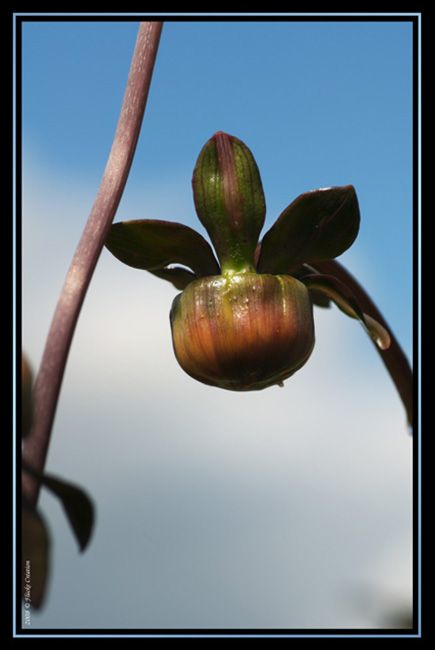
22;19;413;630
22;19;413;353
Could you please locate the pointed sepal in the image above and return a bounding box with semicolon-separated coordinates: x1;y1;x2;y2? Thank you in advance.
258;186;360;273
105;219;220;288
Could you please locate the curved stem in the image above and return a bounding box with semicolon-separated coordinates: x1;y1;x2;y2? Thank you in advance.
311;259;413;428
302;272;391;350
22;22;163;506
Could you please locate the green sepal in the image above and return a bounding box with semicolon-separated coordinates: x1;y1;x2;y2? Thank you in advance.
105;219;220;287
257;186;360;273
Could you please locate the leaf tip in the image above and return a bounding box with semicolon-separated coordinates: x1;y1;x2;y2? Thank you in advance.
363;313;391;351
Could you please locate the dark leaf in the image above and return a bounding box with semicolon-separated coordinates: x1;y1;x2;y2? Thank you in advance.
21;354;33;438
41;474;95;552
105;219;220;284
258;185;360;273
308;288;332;308
285;264;331;308
23;463;95;553
22;504;50;609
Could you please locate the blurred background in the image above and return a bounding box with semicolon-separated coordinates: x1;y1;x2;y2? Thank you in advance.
22;19;413;629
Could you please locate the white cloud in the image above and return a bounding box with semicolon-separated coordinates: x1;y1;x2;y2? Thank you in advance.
22;157;412;630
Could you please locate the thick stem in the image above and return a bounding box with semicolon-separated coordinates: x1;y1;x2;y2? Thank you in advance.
22;22;163;506
311;259;413;428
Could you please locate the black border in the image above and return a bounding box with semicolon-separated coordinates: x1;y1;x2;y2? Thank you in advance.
11;9;422;640
9;13;424;22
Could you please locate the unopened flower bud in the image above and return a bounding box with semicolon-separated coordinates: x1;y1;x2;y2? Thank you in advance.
192;132;266;274
170;273;314;390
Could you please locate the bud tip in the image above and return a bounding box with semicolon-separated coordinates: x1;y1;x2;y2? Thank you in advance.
212;130;234;142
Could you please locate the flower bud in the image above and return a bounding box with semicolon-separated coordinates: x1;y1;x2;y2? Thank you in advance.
170;273;314;390
192;132;266;274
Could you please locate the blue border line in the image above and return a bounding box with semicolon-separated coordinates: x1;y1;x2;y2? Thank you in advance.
12;11;17;638
13;12;421;17
417;11;422;638
14;12;420;639
15;633;422;639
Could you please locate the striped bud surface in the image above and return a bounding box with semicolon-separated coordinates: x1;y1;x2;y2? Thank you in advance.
170;273;315;390
192;132;266;274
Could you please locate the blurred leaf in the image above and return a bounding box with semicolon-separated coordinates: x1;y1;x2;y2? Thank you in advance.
23;463;95;552
41;474;95;552
258;185;360;273
21;354;33;438
22;504;50;609
105;219;220;285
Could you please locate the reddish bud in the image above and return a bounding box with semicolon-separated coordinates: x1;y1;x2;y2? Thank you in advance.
170;273;314;390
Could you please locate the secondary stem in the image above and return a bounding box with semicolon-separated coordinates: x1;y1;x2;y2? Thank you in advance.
312;259;413;428
22;21;163;506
